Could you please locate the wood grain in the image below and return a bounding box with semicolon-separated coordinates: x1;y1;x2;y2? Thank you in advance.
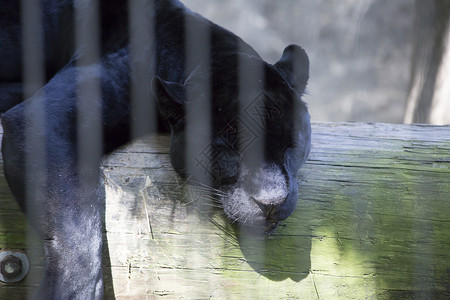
1;122;449;299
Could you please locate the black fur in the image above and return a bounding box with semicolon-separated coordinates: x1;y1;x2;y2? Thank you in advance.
0;0;310;298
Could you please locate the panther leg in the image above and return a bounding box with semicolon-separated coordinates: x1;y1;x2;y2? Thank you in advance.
1;57;131;299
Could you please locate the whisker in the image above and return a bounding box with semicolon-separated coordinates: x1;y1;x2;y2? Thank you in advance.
196;202;223;209
185;179;227;196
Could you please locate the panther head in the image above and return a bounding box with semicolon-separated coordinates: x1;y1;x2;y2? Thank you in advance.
153;45;310;234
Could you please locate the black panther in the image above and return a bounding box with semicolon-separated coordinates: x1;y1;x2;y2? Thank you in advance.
0;0;310;298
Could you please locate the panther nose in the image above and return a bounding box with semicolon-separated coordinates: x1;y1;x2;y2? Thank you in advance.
252;197;285;219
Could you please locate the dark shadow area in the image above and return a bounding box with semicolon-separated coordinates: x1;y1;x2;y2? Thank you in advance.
234;225;311;283
98;176;115;299
232;195;312;283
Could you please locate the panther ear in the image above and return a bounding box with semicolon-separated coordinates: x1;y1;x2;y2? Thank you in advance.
274;44;309;94
151;76;185;125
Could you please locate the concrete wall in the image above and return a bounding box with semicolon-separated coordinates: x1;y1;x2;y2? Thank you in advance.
183;0;415;123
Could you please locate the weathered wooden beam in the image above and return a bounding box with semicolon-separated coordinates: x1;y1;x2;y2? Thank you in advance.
1;122;450;299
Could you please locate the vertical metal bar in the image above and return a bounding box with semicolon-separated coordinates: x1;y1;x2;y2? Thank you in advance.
184;15;212;190
20;1;46;297
183;10;213;280
21;0;45;100
129;0;157;138
74;0;102;190
237;46;265;174
237;41;266;259
73;5;103;296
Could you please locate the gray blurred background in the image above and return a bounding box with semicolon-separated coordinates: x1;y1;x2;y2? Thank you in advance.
183;0;414;123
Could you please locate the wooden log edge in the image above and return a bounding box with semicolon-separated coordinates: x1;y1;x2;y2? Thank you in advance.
1;121;450;299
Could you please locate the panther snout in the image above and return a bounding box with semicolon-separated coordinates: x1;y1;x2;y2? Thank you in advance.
245;164;290;222
252;196;285;220
220;164;296;234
